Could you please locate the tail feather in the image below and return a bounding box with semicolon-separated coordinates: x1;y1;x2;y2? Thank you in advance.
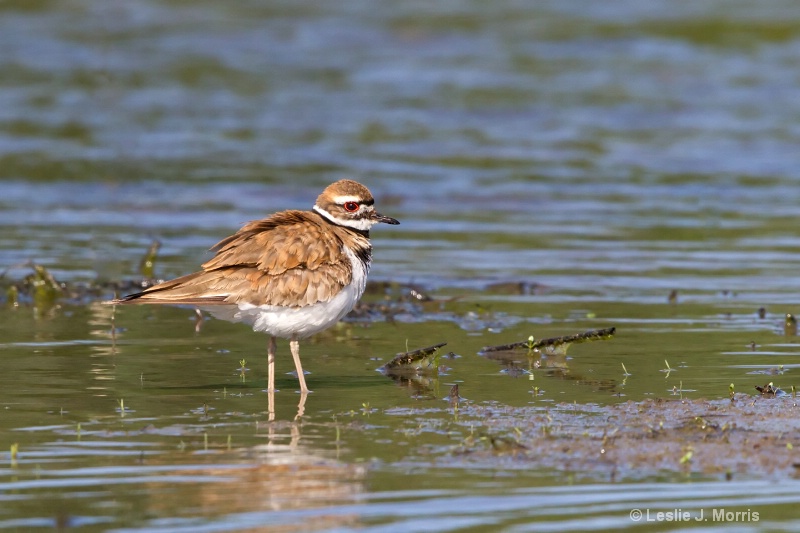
110;271;230;306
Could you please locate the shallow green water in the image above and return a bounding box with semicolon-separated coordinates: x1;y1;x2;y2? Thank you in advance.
3;0;800;530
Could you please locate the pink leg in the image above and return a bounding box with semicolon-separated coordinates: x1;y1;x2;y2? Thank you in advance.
267;336;277;393
289;335;310;393
267;388;275;422
295;392;307;420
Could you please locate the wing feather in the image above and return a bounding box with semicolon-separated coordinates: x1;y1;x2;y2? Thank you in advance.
115;211;354;307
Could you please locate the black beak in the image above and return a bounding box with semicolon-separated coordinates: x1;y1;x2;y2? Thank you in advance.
372;211;400;225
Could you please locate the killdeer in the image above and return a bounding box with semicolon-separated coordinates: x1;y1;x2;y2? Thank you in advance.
113;179;399;393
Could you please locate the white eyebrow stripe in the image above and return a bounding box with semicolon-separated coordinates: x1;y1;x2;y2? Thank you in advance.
333;195;362;204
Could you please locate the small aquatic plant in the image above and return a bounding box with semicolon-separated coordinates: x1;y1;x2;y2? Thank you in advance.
138;240;161;279
526;335;536;356
6;285;18;307
679;448;693;465
785;313;797;336
10;443;18;467
30;264;62;306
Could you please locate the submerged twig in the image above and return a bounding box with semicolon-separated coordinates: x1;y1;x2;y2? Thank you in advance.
480;327;616;356
382;342;447;371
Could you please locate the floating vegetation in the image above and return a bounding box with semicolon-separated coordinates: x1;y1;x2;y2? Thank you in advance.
479;327;616;357
0;262;68;316
0;241;166;311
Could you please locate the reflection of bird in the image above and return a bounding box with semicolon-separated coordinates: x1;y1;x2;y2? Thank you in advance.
113;180;399;393
785;313;797;337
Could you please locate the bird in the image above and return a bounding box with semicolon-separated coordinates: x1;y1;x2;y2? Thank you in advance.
112;179;399;393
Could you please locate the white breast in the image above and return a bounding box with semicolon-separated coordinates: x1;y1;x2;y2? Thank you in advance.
205;245;371;339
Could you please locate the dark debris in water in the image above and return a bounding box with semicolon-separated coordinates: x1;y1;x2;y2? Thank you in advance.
448;384;460;406
747;365;786;376
484;280;547;296
755;382;788;398
340;281;444;324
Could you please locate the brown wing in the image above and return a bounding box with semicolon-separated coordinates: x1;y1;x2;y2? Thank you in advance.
116;210;352;307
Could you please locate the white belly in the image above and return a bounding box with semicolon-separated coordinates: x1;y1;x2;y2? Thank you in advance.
205;246;369;339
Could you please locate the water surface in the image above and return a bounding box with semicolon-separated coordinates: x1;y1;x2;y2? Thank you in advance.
2;0;800;530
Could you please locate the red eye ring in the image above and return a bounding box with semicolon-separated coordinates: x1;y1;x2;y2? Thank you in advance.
343;201;359;212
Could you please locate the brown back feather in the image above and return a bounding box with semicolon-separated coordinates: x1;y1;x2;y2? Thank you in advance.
117;210;360;308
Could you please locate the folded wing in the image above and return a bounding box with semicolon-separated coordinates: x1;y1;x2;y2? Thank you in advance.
115;211;351;307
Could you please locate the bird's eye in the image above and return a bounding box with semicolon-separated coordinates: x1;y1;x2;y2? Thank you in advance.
343;201;359;212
